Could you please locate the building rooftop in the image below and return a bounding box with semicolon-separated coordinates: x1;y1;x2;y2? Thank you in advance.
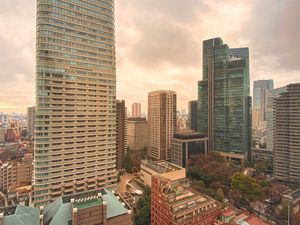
44;189;130;225
3;205;39;225
142;160;183;174
127;117;146;122
174;132;208;140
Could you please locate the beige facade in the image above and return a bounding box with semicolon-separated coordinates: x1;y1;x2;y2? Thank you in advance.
0;155;33;192
34;0;117;206
148;90;176;160
127;118;147;151
140;160;185;187
116;100;127;170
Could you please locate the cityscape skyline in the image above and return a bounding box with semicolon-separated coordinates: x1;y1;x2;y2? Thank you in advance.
1;0;299;113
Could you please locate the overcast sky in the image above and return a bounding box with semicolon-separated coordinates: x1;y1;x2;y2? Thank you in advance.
0;0;299;113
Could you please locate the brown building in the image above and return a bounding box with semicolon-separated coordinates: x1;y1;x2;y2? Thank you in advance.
27;106;36;138
1;189;133;225
127;117;147;167
148;90;176;161
0;154;33;192
116;100;127;170
151;175;221;225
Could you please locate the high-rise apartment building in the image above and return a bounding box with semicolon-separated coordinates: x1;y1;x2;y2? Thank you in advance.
131;103;141;118
27;106;36;138
34;0;117;206
188;101;198;131
253;80;274;129
265;86;287;151
273;83;300;184
116;100;127;170
198;38;251;161
148;90;176;160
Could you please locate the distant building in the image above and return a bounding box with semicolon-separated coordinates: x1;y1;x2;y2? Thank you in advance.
188;101;198;131
274;83;300;184
140;160;185;187
0;127;5;145
116;100;127;170
26;106;36;138
171;131;208;170
151;175;221;225
0;189;133;225
0;154;33;192
127;117;147;167
253;80;274;130
197;37;251;161
148;90;176;160
265;86;287;151
131;103;141;118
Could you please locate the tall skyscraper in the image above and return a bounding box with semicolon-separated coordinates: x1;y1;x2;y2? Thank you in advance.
34;0;117;206
148;90;176;161
116;100;127;170
188;100;198;131
132;103;142;118
197;38;251;161
27;106;36;138
273;83;300;184
265;86;287;151
253;80;274;129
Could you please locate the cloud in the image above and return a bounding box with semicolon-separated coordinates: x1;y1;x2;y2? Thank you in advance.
0;0;299;113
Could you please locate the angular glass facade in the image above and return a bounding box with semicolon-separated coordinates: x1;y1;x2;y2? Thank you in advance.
34;0;117;206
197;38;251;158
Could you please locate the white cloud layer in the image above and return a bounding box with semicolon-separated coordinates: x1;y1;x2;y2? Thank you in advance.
0;0;299;112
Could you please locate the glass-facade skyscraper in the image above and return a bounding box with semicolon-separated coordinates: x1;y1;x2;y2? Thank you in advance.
34;0;117;206
197;37;251;160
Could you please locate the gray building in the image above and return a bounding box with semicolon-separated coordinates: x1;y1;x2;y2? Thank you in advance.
253;80;274;129
116;100;127;170
274;83;300;184
27;106;36;138
188;101;198;131
265;86;287;151
171;132;208;170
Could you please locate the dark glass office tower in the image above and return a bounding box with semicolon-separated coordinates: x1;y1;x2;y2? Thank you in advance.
197;38;251;160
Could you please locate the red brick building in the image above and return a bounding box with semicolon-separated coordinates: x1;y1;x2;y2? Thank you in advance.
151;175;221;225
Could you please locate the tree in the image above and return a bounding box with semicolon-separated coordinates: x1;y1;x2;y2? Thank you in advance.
133;186;151;225
231;172;263;204
216;188;225;203
124;150;133;173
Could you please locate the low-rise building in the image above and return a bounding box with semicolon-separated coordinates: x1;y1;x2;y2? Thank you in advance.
0;189;133;225
151;175;221;225
0;155;33;192
140;160;186;187
171;131;208;170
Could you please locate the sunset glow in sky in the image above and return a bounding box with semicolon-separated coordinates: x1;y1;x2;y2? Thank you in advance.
0;0;299;113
